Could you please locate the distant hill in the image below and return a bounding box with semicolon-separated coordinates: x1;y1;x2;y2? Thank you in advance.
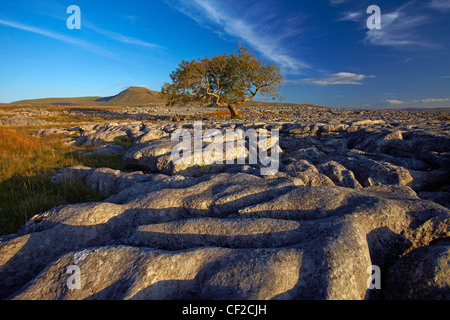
9;86;326;109
10;96;105;106
400;107;450;113
98;86;164;105
10;87;165;106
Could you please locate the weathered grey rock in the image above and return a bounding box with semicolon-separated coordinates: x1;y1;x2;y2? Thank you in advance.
317;160;362;188
385;243;450;300
123;132;277;177
347;128;450;170
123;138;203;176
2;106;450;300
348;120;385;132
291;147;326;164
327;156;415;188
85;168;150;196
9;246;306;300
77;123;133;147
1;171;449;300
283;159;335;187
33;128;69;136
123;218;304;250
84;131;128;147
51;165;94;184
88;144;125;156
418;191;450;209
135;129;169;144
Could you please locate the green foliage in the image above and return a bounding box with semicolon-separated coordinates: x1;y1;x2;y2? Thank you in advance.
161;45;284;118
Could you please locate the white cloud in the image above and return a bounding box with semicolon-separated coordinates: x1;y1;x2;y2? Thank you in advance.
130;84;153;90
333;2;437;48
0;18;113;57
387;98;450;107
338;11;363;22
293;72;374;86
164;0;309;74
364;9;434;47
329;0;348;5
422;98;450;102
387;100;406;105
429;0;450;11
82;21;165;50
18;3;165;51
115;83;153;90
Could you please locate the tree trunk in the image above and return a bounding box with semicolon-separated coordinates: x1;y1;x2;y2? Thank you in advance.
227;104;239;118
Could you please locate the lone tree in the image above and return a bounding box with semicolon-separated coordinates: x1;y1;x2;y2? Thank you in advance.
161;45;284;118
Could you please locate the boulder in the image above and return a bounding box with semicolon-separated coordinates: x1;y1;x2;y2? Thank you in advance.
2;110;450;300
88;144;125;156
134;129;169;144
418;191;450;209
385;243;450;300
1;172;448;300
317;160;362;188
291;147;326;164
283;159;335;187
328;156;414;188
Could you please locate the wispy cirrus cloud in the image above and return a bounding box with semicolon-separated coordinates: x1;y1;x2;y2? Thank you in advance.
333;1;438;48
164;0;309;74
364;8;434;47
328;0;349;5
18;2;166;52
0;18;113;57
83;22;166;50
429;0;450;11
337;11;363;22
290;72;374;86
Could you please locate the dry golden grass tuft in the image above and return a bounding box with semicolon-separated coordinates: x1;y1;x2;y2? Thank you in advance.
0;127;106;235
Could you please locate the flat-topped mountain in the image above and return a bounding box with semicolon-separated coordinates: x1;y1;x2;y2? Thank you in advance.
97;86;164;105
10;87;165;106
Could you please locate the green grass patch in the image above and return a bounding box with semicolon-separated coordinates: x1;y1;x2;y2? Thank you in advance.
114;136;134;150
77;153;128;171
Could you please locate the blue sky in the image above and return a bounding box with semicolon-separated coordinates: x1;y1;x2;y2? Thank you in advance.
0;0;449;108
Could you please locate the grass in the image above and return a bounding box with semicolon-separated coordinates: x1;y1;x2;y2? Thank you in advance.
8;87;164;107
0;127;107;236
0;104;143;126
78;153;128;171
438;114;450;120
